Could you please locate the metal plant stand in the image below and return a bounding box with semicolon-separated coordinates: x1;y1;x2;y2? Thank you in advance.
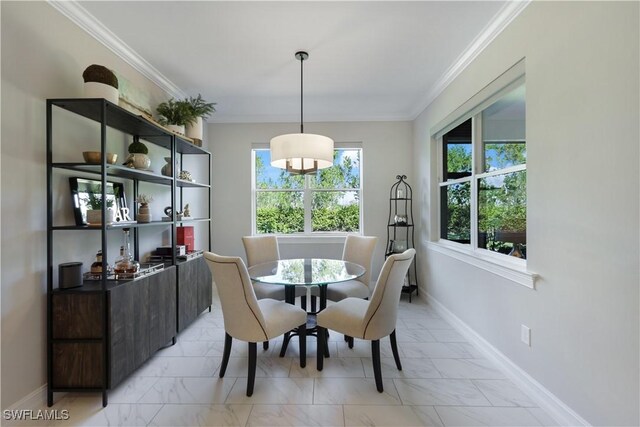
385;174;419;301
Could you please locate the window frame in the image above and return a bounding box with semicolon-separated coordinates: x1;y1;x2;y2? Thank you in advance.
431;60;537;288
251;143;363;236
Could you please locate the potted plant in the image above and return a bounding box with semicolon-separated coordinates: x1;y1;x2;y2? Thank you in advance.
82;64;119;104
184;94;216;142
83;190;115;225
136;193;154;223
156;98;192;135
124;136;151;170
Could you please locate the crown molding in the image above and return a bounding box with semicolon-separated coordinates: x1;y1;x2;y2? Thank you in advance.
410;0;531;119
48;0;186;100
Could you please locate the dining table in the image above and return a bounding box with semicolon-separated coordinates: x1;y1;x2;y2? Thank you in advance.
247;258;365;357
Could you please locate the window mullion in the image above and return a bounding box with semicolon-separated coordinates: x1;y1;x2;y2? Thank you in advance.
304;175;312;233
476;164;526;179
470;114;482;251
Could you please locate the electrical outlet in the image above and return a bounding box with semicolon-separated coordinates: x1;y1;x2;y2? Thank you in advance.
521;325;531;346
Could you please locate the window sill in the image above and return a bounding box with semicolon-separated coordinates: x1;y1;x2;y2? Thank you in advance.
273;234;353;244
425;241;538;289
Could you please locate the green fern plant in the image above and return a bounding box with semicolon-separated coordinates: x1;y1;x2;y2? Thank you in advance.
184;94;216;124
156;98;193;126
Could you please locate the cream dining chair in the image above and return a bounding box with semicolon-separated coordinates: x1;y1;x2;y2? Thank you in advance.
316;248;416;392
324;235;377;347
204;252;307;396
242;235;309;300
326;235;378;302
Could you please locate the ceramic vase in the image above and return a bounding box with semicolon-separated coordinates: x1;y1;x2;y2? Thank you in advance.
161;157;178;177
126;153;151;170
137;204;151;223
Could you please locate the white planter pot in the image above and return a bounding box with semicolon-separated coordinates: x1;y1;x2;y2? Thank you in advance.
186;117;203;140
86;209;114;225
124;153;151;170
167;124;185;135
83;82;119;104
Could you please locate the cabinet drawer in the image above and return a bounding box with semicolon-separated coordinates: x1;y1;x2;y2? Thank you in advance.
52;342;104;388
52;293;103;339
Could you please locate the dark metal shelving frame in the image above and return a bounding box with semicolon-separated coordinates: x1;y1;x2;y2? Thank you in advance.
46;98;212;407
385;174;419;302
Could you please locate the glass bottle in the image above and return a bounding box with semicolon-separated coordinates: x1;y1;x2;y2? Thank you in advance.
114;245;125;268
90;250;105;274
114;229;140;275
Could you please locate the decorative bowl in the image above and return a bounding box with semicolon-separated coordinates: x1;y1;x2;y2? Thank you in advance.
83;151;118;164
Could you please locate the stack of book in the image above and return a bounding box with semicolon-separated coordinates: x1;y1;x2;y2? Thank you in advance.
147;247;203;264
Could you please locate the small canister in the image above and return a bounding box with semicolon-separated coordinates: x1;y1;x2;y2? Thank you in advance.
58;262;83;289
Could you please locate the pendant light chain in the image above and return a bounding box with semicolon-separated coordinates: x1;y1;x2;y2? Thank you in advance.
300;53;304;134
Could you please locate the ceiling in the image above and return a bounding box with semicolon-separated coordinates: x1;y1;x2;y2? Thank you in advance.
74;1;516;123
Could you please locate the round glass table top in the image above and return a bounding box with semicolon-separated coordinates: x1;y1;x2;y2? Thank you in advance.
248;258;365;286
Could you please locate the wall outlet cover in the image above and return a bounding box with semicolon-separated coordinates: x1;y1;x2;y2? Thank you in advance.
521;325;531;346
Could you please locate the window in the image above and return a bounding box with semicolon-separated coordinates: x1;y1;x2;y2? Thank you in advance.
439;83;526;260
252;147;362;235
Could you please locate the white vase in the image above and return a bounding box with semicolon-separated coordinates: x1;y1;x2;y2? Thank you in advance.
124;153;151;170
186;117;203;140
86;209;114;225
83;82;119;104
167;124;185;135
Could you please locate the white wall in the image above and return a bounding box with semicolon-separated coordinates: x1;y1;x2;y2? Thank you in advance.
0;2;176;408
413;2;639;425
208;121;413;279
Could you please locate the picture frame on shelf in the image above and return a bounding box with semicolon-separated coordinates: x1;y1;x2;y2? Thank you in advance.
69;177;127;226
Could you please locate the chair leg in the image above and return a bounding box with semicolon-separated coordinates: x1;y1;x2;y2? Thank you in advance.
263;341;269;351
279;332;290;357
220;333;233;378
371;340;383;392
247;342;257;397
390;329;402;371
324;329;331;358
348;336;354;348
299;322;306;368
311;295;317;312
317;327;325;371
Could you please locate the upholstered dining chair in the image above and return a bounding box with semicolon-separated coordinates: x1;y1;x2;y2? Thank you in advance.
326;235;378;302
242;234;310;305
242;235;285;299
316;248;416;393
204;252;307;397
324;235;377;347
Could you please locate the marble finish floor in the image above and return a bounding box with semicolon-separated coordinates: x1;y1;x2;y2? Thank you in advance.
23;292;558;426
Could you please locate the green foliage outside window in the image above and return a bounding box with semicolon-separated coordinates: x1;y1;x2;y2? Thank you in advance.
444;142;526;254
255;149;361;234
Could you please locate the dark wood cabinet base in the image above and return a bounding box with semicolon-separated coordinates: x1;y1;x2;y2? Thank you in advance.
50;267;177;397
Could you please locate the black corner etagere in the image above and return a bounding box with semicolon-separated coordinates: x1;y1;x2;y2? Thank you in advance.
46;98;212;408
385;174;419;301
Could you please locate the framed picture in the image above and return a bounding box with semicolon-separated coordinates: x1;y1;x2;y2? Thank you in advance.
69;177;127;226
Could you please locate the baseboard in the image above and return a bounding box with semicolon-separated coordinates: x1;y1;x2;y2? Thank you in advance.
3;384;47;412
426;292;590;427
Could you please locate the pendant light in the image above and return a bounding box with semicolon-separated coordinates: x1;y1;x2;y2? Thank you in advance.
270;51;334;174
